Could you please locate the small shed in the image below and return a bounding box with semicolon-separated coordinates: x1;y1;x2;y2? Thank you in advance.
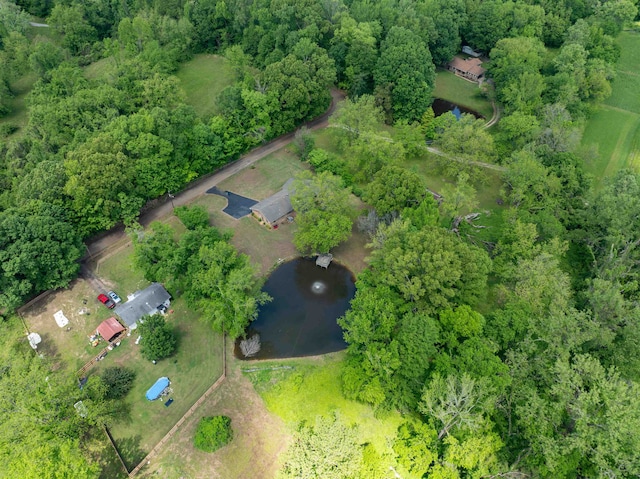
447;57;486;82
251;178;294;228
114;283;171;328
96;317;125;342
146;377;170;401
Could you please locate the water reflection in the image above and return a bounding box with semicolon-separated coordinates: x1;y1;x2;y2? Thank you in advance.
235;258;356;360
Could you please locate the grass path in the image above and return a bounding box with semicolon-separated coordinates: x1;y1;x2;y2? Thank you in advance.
581;30;640;185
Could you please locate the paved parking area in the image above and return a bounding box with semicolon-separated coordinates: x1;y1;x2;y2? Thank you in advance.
206;186;258;219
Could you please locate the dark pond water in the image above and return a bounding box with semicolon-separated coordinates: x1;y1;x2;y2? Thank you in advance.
432;98;483;119
235;258;356;360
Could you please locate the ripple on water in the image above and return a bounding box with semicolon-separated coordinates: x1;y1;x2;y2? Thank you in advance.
235;258;356;360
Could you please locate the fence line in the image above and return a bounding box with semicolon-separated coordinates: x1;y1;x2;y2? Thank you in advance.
103;425;130;475
126;333;228;478
77;331;129;377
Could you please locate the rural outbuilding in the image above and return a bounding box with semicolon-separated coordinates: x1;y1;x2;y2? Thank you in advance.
114;283;171;328
146;377;170;401
250;178;294;228
96;317;125;342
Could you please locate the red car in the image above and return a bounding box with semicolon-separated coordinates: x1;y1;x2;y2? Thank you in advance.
98;293;115;309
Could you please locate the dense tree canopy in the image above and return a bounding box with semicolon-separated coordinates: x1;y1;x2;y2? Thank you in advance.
2;0;640;476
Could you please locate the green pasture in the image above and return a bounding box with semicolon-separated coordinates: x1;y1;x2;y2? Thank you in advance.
0;73;37;139
433;70;494;119
84;57;116;81
245;353;405;461
176;54;236;118
581;30;640;186
582;107;640;180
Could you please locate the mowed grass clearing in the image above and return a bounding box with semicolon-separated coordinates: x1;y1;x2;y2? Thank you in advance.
434;69;494;119
582;30;640;185
94;246;224;470
193;145;369;274
0;73;37;140
176;54;236;118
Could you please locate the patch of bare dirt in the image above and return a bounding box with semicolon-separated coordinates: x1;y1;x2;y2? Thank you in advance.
141;357;290;479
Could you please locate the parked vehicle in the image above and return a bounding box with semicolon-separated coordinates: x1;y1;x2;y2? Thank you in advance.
97;293;115;309
107;291;122;304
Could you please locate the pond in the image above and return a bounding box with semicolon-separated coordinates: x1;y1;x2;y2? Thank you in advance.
432;98;483;119
235;258;356;360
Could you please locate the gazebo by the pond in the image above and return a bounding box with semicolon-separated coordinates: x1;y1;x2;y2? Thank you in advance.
316;254;333;269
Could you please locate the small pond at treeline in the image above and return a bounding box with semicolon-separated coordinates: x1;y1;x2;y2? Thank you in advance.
235;258;356;360
432;98;484;119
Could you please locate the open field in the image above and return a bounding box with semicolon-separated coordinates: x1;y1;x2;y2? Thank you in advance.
84;57;116;81
581;30;640;186
246;353;405;466
176;54;236;118
434;70;494;119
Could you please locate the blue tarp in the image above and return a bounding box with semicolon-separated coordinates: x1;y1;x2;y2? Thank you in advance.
145;377;170;401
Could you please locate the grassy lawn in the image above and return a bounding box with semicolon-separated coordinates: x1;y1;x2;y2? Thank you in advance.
22;278;123;371
581;30;640;186
581;106;640;180
95;293;224;469
434;70;494;119
84;57;117;81
0;73;37;140
138;351;289;479
193;145;369;275
176;54;236;118
94;242;224;469
244;353;405;465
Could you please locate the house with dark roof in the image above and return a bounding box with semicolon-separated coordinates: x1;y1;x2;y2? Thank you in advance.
114;283;171;328
447;56;486;82
250;178;295;228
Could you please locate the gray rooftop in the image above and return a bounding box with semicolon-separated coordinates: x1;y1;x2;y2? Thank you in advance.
114;283;171;327
250;178;294;224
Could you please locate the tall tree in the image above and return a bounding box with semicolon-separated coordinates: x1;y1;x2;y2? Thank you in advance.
374;26;435;122
0;207;82;311
279;414;363;479
290;170;355;254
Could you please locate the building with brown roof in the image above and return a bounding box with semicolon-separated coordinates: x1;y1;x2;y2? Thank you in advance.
447;57;486;82
96;317;125;342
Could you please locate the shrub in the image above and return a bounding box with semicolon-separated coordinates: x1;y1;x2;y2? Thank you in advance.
194;416;233;452
174;205;210;230
100;366;136;399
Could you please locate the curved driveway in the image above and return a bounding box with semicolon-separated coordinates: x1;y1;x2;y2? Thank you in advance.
84;89;346;259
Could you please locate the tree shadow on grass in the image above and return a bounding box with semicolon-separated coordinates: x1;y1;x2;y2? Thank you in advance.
116;435;147;472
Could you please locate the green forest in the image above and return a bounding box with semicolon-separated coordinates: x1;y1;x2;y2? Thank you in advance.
1;0;640;477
